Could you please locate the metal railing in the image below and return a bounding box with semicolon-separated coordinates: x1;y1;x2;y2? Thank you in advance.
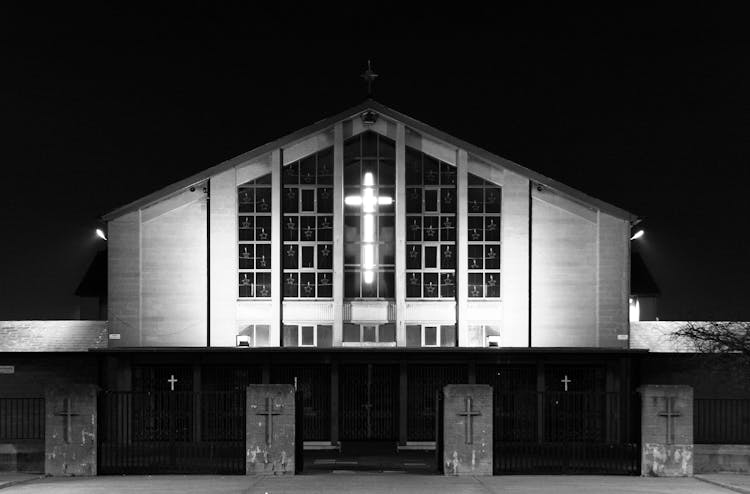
0;397;44;440
695;398;750;444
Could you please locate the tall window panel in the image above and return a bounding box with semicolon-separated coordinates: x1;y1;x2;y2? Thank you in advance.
405;148;456;299
283;147;334;298
343;131;395;298
238;173;272;298
467;173;501;298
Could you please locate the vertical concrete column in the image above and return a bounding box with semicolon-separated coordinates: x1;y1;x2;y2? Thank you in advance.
598;212;630;347
500;171;530;347
639;384;693;477
456;149;469;346
333;123;344;346
395;123;407;346
45;384;98;476
209;169;238;346
108;211;141;347
271;149;282;346
443;384;492;476
246;384;296;475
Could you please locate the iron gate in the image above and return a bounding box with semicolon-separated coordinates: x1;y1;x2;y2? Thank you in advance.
98;391;245;474
272;365;330;441
477;365;639;475
407;364;467;441
340;364;398;440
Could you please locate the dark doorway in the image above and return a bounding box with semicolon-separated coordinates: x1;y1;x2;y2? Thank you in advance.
340;364;398;441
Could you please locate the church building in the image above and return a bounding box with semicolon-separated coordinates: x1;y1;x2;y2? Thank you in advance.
93;99;640;474
21;98;750;478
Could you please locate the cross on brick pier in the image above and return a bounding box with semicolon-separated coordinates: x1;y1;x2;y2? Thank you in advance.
457;396;481;445
257;397;283;446
658;396;681;444
54;397;79;444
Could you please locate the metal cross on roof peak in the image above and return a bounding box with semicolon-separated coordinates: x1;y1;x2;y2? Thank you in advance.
361;60;379;96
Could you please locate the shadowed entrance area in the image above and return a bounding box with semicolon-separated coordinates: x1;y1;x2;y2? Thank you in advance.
304;441;436;473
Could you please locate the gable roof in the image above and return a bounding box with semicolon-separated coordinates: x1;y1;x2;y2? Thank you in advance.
104;99;636;222
0;321;108;352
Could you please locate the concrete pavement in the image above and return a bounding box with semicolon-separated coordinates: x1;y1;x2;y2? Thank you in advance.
696;474;750;493
0;474;744;493
0;473;46;490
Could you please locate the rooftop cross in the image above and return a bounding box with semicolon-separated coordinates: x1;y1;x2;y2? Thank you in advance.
361;60;378;96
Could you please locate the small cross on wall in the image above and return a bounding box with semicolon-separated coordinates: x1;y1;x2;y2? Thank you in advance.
658;396;682;444
167;374;178;391
53;397;80;444
457;396;481;445
561;375;572;392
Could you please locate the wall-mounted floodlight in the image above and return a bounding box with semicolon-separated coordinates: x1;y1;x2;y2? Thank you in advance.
630;230;644;240
96;228;107;241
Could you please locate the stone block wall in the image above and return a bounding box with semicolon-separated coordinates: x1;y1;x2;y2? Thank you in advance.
640;384;693;476
44;383;98;476
443;384;492;476
246;384;295;475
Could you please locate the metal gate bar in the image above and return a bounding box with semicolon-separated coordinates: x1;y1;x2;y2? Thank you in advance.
340;364;398;441
98;391;245;475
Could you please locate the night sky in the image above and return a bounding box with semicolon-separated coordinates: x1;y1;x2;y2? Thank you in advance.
1;5;748;321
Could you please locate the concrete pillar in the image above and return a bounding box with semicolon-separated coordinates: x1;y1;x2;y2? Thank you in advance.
456;150;468;345
333;123;344;346
639;384;693;477
443;384;492;476
395;123;407;346
246;384;296;475
209;169;238;346
45;384;98;476
270;150;282;345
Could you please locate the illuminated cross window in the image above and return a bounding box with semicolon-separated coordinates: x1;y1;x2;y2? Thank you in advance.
345;172;392;284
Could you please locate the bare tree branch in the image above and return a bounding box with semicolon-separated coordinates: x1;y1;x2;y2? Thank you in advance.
673;321;750;363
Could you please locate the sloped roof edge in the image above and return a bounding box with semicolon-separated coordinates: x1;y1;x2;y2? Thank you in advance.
103;99;636;222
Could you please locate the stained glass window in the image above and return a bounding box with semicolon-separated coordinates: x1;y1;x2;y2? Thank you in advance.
238;173;272;298
467;173;501;298
406;148;456;299
343;131;395;298
283;147;334;298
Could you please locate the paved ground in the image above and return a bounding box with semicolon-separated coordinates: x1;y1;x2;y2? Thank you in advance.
1;474;745;494
0;473;46;490
696;473;750;493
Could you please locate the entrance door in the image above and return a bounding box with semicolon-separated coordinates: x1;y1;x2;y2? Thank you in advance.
340;364;398;440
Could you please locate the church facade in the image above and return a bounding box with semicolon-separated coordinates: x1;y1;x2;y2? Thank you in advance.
106;100;633;349
90;100;644;474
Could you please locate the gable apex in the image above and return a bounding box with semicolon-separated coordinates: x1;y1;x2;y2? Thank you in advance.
103;99;635;222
